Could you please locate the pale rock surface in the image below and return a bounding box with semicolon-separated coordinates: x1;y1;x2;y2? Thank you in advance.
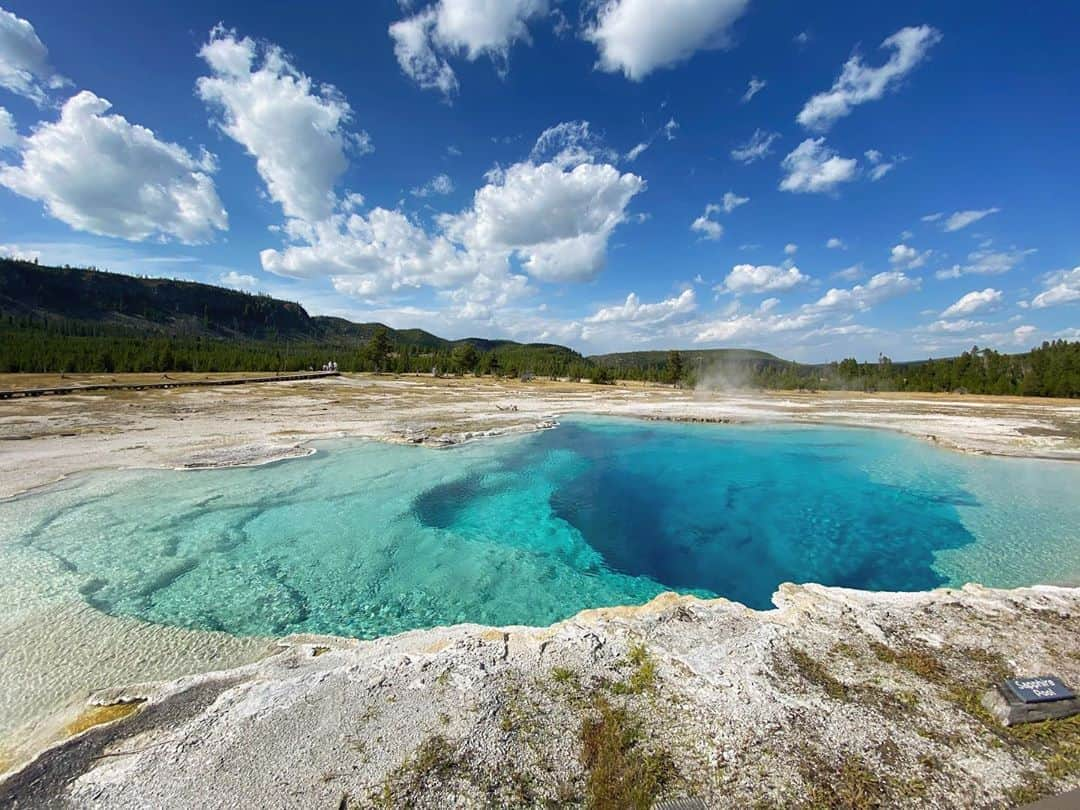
3;584;1078;808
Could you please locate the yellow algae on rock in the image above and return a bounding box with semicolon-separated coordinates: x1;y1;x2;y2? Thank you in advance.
62;701;143;738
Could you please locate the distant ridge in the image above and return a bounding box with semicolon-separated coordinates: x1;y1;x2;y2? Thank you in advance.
0;258;571;355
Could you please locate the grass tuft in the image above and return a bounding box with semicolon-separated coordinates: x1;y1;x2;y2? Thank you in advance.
580;695;675;810
789;648;848;700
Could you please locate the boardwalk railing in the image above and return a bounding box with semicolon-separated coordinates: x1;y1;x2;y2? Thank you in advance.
0;371;341;400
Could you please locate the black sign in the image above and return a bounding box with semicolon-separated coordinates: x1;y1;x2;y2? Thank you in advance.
1004;676;1075;704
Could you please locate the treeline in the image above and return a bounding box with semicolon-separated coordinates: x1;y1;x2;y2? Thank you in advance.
0;320;594;379
2;316;1077;398
713;342;1079;397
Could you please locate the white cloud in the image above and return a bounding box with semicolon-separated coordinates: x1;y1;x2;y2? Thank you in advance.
721;263;809;294
921;212;943;222
943;207;1000;232
197;26;368;224
935;248;1034;280
446;144;462;156
219;271;259;289
1012;325;1037;345
585;288;695;324
722;191;749;213
811;271;920;312
0;6;68;105
694;310;818;344
623;118;677;162
0;91;227;243
0;242;39;262
941;288;1002;318
784;243;798;256
583;0;750;81
1030;266;1080;309
779;138;858;193
831;263;862;281
826;237;845;250
758;297;779;313
263;123;646;300
797;25;942;131
442;154;644;282
0;105;16;149
741;76;766;103
530;120;616;168
691;203;723;240
730;128;779;163
411;173;454;197
889;243;930;269
389;0;549;97
923;318;986;334
864;149;896;180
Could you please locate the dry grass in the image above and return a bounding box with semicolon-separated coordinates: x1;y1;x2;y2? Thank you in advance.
580;696;675;810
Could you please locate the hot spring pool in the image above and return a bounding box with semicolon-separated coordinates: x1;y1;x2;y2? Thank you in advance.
2;416;1078;638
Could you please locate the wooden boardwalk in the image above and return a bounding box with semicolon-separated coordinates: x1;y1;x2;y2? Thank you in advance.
0;371;341;400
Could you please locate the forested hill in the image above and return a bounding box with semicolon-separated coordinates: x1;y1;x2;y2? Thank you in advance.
2;258;480;348
0;259;586;374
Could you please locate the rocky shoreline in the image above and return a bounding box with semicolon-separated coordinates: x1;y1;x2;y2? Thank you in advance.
3;583;1078;808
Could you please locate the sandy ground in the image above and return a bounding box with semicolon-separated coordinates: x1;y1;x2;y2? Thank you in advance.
1;373;1078;790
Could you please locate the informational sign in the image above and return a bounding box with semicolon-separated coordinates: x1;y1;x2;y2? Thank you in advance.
1004;676;1075;704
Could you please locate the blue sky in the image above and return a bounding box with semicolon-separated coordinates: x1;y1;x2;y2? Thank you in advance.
1;0;1078;360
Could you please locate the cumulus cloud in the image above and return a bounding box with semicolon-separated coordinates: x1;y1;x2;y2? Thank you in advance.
784;243;798;256
826;237;846;250
219;271;259;289
262;122;646;300
694;309;819;344
889;243;930;269
411;173;454;197
741;76;766;103
1030;266;1080;309
0;105;16;149
779;138;858;193
921;212;943;222
721;263;809;294
389;0;549;97
197;26;369;224
935;248;1034;280
941;287;1002;318
722;191;748;213
810;270;920;312
797;25;942;131
441;155;644;282
691;205;723;241
730;128;779;164
0;6;68;105
943;207;1000;232
0;91;227;243
585;288;695;325
583;0;750;81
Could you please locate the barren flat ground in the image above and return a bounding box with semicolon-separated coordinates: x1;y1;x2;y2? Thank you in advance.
1;374;1079;806
2;372;1079;501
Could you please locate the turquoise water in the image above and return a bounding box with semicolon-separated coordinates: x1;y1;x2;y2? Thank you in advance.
2;417;1078;638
